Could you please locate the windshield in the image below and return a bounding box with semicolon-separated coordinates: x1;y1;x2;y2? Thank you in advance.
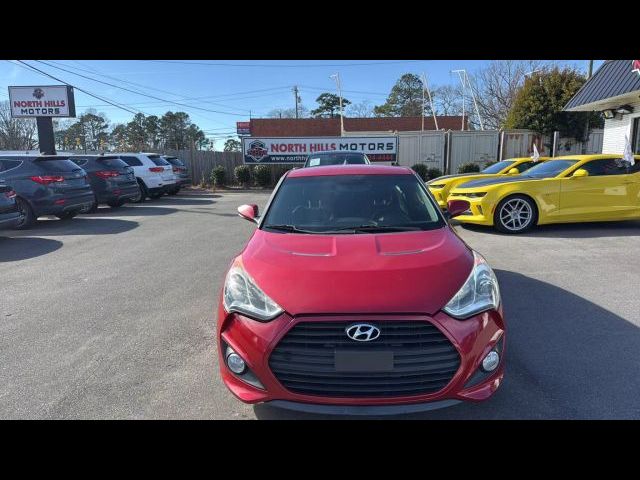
305;153;368;167
148;155;170;166
34;157;84;172
164;157;185;167
481;160;514;174
262;174;444;233
523;159;578;178
98;157;129;169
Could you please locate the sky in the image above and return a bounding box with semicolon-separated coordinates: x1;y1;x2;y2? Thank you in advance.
0;60;601;149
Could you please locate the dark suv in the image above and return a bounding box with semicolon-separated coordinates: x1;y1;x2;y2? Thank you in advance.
0;155;94;229
303;151;371;167
0;182;23;230
162;155;191;194
70;155;141;211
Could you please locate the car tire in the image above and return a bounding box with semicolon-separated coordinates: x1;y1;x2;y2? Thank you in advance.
133;180;147;203
13;197;36;230
55;211;79;221
494;195;538;234
107;199;126;208
81;196;99;214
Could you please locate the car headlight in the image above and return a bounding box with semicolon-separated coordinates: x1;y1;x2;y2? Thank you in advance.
429;183;445;189
465;192;487;198
223;260;283;321
443;251;500;319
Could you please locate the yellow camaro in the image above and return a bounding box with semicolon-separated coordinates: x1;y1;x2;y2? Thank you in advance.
427;156;550;209
448;154;640;233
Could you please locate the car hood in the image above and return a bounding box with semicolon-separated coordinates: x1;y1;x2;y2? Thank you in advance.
240;228;473;316
456;175;542;189
428;173;482;184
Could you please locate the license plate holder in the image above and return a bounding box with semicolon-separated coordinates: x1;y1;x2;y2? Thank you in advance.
334;351;394;372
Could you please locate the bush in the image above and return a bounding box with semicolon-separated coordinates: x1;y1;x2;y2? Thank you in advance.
426;168;443;180
458;162;481;174
234;165;251;186
254;164;272;187
210;165;226;187
411;163;429;181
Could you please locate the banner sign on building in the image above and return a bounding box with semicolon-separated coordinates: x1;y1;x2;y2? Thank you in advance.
236;121;251;135
242;136;398;164
8;85;76;118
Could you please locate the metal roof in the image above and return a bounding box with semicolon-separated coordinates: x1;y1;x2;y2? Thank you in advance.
564;60;640;111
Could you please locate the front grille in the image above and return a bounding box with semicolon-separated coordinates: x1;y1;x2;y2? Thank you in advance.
269;321;461;398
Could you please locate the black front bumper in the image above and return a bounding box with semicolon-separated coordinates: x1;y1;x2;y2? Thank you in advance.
267;399;462;416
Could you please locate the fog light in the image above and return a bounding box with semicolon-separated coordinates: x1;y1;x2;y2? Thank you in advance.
226;352;246;374
481;350;500;372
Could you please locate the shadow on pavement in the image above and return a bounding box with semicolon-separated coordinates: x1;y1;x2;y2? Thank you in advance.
176;192;221;199
254;270;640;420
83;205;178;217
152;197;215;206
458;220;640;239
0;236;64;262
25;217;139;236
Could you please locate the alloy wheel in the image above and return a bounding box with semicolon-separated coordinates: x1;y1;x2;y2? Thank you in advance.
499;198;533;232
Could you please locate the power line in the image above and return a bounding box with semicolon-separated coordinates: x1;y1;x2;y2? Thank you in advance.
33;60;248;116
48;60;264;113
143;60;425;68
10;60;144;116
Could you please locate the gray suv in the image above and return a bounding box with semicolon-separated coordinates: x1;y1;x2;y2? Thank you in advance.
0;154;94;229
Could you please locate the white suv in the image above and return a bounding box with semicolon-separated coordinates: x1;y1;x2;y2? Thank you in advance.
116;153;176;202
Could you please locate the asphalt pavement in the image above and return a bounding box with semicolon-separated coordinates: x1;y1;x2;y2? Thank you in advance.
2;190;639;419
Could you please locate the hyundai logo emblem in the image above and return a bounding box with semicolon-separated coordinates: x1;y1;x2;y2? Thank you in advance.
345;323;381;342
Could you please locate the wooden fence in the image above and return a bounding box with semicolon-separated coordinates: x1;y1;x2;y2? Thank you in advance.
162;149;292;186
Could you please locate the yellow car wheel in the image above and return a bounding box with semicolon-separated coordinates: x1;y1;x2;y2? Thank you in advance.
493;195;538;234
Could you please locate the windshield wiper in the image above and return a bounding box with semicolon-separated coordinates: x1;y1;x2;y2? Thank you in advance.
334;225;422;233
263;224;325;234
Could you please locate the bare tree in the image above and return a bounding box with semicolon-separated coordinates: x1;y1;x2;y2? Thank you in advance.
0;101;37;150
267;105;309;118
346;100;374;118
431;84;464;116
467;60;551;129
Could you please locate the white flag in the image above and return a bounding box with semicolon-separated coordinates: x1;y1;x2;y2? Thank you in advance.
623;135;635;167
531;143;540;162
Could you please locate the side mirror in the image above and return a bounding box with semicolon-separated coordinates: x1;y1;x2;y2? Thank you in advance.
447;199;471;219
507;168;519;175
572;169;589;178
237;204;259;223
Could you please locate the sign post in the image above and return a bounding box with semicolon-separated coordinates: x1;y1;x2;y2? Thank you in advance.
8;85;76;155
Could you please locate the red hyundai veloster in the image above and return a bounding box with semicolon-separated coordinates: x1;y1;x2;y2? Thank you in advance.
217;165;505;415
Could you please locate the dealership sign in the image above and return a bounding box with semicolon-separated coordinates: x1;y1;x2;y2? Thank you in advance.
242;136;398;164
8;85;76;118
236;121;251;135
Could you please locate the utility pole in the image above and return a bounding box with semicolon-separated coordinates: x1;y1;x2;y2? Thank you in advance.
330;73;345;136
421;73;438;130
452;69;484;131
293;86;300;119
588;60;594;79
